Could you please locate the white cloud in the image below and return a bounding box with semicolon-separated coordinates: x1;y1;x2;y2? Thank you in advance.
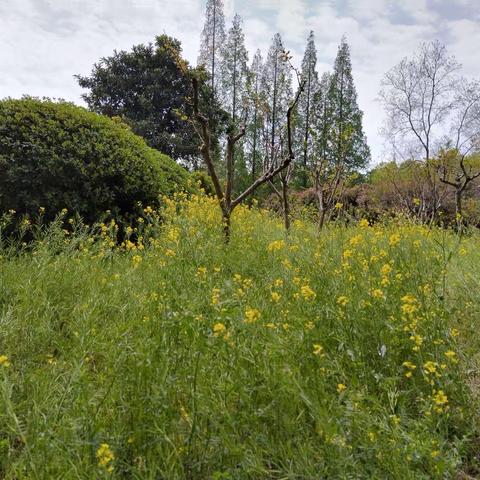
0;0;479;165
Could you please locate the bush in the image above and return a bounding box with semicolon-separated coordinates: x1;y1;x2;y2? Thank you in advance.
0;98;190;227
190;170;215;196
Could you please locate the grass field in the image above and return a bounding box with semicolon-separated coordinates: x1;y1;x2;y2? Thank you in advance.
1;195;479;479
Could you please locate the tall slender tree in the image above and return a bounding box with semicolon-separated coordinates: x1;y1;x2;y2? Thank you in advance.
312;72;338;228
246;49;265;181
295;31;319;188
328;37;370;172
221;14;249;126
198;0;226;103
262;33;293;171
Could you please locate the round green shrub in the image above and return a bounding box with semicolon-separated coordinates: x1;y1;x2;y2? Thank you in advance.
0;98;190;225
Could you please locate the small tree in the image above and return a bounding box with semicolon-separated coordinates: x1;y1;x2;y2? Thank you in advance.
190;70;303;240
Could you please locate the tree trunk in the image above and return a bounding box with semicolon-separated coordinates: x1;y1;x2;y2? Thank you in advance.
455;189;462;218
302;62;312;189
315;178;326;231
222;208;231;242
281;178;290;232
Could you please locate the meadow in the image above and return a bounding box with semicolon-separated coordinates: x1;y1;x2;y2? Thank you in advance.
0;195;479;479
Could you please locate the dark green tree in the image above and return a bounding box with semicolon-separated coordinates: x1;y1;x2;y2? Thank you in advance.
76;35;200;164
328;37;370;172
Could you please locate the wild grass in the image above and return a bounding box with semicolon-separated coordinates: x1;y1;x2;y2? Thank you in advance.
0;195;479;479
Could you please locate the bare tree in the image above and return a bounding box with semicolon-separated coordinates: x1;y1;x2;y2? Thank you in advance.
190;74;304;240
438;79;480;217
380;40;462;220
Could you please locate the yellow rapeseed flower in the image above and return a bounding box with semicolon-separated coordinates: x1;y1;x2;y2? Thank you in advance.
349;234;363;247
337;383;347;394
213;323;226;337
359;218;370;228
300;285;316;301
423;361;438;374
196;266;207;278
211;288;221;306
450;328;460;338
389;233;401;246
267;240;285;252
337;296;349;307
410;334;423;351
391;414;400;426
380;264;392;276
0;355;10;368
313;344;324;356
432;390;448;412
244;307;261;324
271;292;281;302
444;350;457;362
96;443;114;473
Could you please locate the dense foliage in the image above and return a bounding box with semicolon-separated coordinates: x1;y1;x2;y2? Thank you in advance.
0;98;190;227
77;35;203;164
0;195;479;478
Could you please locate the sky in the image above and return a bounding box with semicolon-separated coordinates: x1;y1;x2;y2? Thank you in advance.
1;0;480;165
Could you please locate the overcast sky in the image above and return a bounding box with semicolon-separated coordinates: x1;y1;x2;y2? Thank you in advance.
1;0;479;165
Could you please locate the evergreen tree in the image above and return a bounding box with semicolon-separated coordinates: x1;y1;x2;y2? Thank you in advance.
328;37;370;172
246;49;265;181
221;14;249;126
312;72;333;168
295;31;320;188
262;33;293;171
198;0;226;103
76;35;199;163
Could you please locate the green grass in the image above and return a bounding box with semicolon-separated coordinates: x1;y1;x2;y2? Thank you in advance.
0;196;479;479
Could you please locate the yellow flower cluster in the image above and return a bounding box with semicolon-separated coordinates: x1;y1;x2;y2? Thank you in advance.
271;291;281;302
267;240;285;252
96;443;114;473
389;233;401;246
211;288;221;306
244;307;261;324
313;344;324;357
432;390;449;413
402;361;416;378
337;296;349;307
0;355;10;368
300;285;316;301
